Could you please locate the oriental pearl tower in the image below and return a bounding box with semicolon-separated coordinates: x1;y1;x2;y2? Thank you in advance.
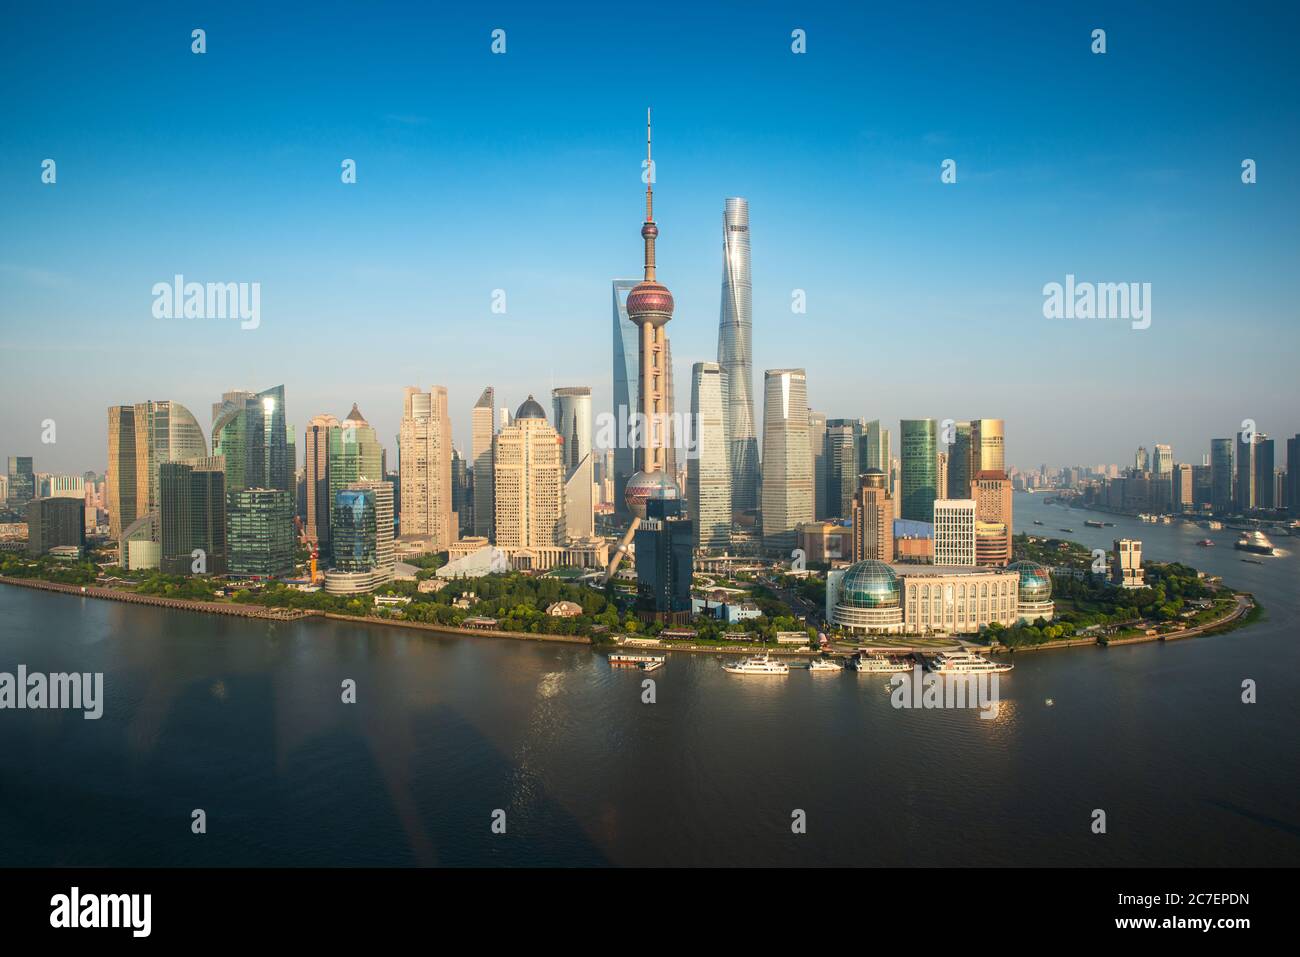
603;109;681;582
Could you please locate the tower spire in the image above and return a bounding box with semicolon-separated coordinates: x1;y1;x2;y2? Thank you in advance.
642;107;657;281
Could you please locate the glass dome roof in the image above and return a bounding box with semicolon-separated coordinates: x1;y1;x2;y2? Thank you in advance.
1007;560;1052;601
838;560;900;608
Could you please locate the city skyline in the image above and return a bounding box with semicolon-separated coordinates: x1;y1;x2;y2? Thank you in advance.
3;4;1299;473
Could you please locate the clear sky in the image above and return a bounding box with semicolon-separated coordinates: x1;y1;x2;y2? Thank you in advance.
2;0;1297;476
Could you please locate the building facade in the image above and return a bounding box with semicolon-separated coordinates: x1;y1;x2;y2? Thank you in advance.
717;197;759;514
159;458;226;575
399;385;454;549
932;498;977;566
760;369;813;554
851;469;894;563
226;488;294;578
493;397;566;549
900;419;938;522
688;361;731;551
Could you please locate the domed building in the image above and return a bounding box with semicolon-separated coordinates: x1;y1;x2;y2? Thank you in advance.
827;560;905;634
1008;560;1055;623
514;395;547;420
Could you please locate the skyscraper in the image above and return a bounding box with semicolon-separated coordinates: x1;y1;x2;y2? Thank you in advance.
226;488;294;578
1152;443;1173;475
851;469;893;562
5;456;34;507
212;386;290;495
1210;438;1234;513
971;470;1012;566
106;406;137;538
808;409;827;520
493;396;566;548
1255;436;1275;510
947;421;972;499
399;385;454;549
717;197;759;514
760;369;813;554
552;386;594;540
159;458;226;575
971;419;1005;474
132;400;208;516
1288;435;1300;518
900;419;939;522
304;414;340;550
328;404;384;546
328;479;395;590
1236;430;1261;512
825;418;862;518
862;420;891;492
933;499;977;566
603;110;685;585
688;361;731;551
26;497;84;556
472;387;496;540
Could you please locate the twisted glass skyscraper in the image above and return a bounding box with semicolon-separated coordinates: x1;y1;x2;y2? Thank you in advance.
717;197;758;513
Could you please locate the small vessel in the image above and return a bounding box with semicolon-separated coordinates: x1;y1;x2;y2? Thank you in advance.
1242;558;1265;566
1103;522;1116;527
1032;520;1044;526
723;654;790;675
853;652;912;674
1196;539;1215;547
1059;528;1074;533
1045;698;1055;707
807;658;843;673
1206;521;1224;530
609;653;665;672
1234;531;1276;556
1084;520;1104;528
928;651;1014;675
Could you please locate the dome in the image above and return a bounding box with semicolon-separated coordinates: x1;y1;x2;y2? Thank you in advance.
1008;560;1052;602
515;395;547;421
838;561;900;609
625;280;675;326
624;469;680;520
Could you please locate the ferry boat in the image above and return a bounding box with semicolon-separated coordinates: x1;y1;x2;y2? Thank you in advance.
722;654;790;676
1084;520;1104;528
927;651;1014;675
853;652;912;674
609;653;665;672
1234;531;1276;556
1196;539;1215;547
807;658;843;673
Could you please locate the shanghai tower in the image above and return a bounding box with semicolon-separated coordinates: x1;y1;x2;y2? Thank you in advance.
718;197;759;512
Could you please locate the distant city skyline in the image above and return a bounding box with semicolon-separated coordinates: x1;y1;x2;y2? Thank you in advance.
3;3;1298;471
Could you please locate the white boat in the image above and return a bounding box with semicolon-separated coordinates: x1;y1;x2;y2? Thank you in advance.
853;652;912;673
928;651;1014;675
807;658;843;673
723;654;790;675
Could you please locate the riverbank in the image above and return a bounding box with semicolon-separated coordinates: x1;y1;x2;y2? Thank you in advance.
0;576;316;620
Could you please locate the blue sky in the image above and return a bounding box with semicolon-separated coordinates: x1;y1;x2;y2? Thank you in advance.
2;0;1297;475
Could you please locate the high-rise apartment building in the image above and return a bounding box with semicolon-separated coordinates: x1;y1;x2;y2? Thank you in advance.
760;369;812;554
900;419;939;522
399;385;454;549
851;469;893;563
933;499;977;566
493;396;566;549
717;197;759;514
688;361;731;551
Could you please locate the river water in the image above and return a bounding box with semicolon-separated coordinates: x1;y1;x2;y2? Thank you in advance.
1;494;1296;866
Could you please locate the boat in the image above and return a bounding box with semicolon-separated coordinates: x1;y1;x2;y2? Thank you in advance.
1206;521;1224;530
1084;520;1104;528
723;654;790;675
853;652;912;674
1103;522;1116;527
1196;539;1215;547
1234;531;1276;556
807;658;843;673
1242;558;1265;565
1032;520;1044;526
927;651;1014;675
609;653;665;672
1059;528;1074;533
